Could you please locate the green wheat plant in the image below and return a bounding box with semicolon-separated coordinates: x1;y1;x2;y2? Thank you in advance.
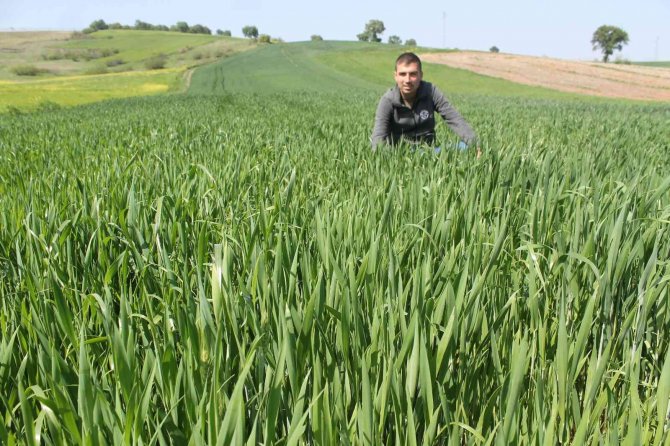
0;92;669;445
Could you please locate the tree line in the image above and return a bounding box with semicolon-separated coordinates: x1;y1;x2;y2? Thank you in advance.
83;19;230;36
82;18;416;45
83;18;629;61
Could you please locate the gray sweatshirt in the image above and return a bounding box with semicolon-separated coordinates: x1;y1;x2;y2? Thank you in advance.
371;81;476;149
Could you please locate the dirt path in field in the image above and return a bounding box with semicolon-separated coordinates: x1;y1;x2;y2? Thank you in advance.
420;51;670;101
183;68;194;91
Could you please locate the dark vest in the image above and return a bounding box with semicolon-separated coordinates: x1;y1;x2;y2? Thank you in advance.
390;82;437;145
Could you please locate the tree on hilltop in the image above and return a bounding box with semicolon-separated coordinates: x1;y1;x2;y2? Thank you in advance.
311;34;323;41
591;25;629;62
83;19;108;33
89;19;108;31
404;38;417;46
357;20;385;42
134;20;155;30
189;24;211;35
388;35;401;45
242;25;259;39
172;21;190;33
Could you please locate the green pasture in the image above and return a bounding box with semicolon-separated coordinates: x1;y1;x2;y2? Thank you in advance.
57;30;254;68
635;61;670;67
0;30;249;80
60;30;218;62
0;30;253;111
0;69;184;112
190;41;621;102
188;41;383;94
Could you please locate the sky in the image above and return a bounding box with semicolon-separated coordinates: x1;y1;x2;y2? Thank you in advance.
1;0;669;61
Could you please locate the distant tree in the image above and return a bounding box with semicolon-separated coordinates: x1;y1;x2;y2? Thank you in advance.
311;34;323;41
222;30;232;36
172;21;190;33
404;38;417;46
89;19;109;31
189;24;211;35
357;20;385;42
134;20;152;30
156;25;169;31
489;46;500;53
242;25;259;39
216;29;224;35
258;34;272;43
388;35;401;45
272;37;284;43
108;22;123;29
591;25;629;62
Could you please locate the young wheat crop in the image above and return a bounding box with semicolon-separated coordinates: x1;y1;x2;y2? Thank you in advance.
0;93;669;444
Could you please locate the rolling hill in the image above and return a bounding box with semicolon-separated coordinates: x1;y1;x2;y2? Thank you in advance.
0;30;254;111
1;30;668;112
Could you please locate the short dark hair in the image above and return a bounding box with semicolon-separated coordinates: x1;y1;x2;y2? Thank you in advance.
395;52;422;71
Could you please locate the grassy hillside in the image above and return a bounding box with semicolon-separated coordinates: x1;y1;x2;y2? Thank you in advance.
0;31;72;79
56;30;252;71
0;69;184;111
189;41;616;102
635;61;670;67
188;41;383;95
0;30;253;79
0;30;254;112
2;34;655;112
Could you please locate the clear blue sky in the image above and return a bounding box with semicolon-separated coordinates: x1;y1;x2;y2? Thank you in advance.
2;0;668;61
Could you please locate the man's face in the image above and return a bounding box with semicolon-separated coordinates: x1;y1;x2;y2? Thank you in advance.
394;62;422;97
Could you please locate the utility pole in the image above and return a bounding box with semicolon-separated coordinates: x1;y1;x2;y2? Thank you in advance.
442;11;446;48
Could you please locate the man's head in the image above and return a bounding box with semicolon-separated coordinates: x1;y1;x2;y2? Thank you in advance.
394;52;423;99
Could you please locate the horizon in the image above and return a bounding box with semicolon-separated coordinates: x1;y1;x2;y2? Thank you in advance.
2;0;669;62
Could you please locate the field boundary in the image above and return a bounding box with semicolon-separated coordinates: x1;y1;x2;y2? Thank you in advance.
421;51;670;101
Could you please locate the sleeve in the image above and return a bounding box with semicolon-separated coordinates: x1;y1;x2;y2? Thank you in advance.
371;96;393;150
432;85;477;145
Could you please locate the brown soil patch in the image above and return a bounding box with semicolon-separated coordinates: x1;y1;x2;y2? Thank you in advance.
421;51;670;101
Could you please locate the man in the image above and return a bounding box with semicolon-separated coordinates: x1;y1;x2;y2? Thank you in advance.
371;52;478;153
